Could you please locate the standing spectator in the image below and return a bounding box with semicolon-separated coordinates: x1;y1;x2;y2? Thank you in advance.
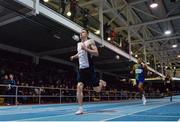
1;74;10;105
61;0;68;15
82;9;89;28
6;74;16;105
103;23;111;40
110;29;116;43
164;74;173;102
121;37;129;53
70;0;77;21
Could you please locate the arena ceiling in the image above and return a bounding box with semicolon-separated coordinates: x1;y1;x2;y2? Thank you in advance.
78;0;180;69
0;0;179;79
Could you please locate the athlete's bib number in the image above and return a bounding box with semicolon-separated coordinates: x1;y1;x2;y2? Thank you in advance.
135;69;143;74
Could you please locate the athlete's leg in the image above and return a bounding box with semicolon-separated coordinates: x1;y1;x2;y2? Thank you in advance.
168;87;173;102
93;79;106;93
75;82;84;114
138;83;145;95
138;82;146;105
170;91;172;102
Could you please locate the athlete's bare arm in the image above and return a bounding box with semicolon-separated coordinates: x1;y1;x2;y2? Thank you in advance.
81;43;99;56
70;53;79;61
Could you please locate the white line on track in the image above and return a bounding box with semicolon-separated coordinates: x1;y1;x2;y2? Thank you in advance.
102;101;179;121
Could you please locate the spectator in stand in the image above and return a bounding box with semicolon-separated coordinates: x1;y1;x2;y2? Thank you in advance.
61;0;68;15
164;74;173;102
121;37;129;53
82;8;89;28
6;74;16;105
103;23;111;40
1;74;10;105
110;28;116;43
70;0;77;21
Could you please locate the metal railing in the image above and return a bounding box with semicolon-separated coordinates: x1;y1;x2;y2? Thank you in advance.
39;0;126;51
0;84;170;106
40;0;100;34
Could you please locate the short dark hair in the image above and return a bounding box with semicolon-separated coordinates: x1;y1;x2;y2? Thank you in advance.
82;28;89;34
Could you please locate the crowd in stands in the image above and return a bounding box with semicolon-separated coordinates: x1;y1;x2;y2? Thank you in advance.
103;23;130;53
0;50;77;104
0;50;136;105
0;50;179;105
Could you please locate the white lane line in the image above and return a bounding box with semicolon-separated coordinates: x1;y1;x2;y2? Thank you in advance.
0;102;123;116
130;114;180;118
102;101;179;121
16;101;145;121
5;99;177;121
19;100;173;121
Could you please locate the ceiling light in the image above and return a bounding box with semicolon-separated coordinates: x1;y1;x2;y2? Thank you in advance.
177;55;180;58
95;30;100;35
172;44;177;48
173;67;176;69
135;54;138;58
150;2;158;8
67;11;71;16
107;37;111;41
164;30;171;35
43;0;49;2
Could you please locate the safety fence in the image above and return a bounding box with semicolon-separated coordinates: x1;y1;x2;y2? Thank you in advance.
0;84;174;105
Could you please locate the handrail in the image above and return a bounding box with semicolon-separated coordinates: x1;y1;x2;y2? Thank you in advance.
0;84;170;106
